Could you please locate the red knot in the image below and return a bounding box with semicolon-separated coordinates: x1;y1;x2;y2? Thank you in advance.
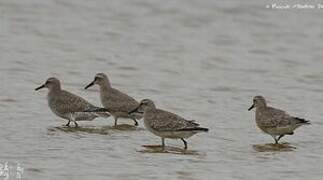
35;77;110;127
84;73;142;126
248;95;310;144
129;99;208;150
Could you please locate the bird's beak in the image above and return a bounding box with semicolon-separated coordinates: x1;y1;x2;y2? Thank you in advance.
35;84;45;91
128;105;140;115
248;104;255;111
84;80;95;90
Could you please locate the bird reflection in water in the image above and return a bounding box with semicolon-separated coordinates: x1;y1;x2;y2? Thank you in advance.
47;124;141;135
138;145;201;155
253;143;296;152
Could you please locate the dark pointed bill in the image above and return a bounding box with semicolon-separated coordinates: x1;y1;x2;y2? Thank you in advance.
248;104;255;111
35;84;45;91
84;81;95;89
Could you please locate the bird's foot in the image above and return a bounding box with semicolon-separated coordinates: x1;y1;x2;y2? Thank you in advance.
74;122;79;128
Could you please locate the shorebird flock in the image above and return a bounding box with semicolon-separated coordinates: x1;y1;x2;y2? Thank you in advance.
35;73;310;150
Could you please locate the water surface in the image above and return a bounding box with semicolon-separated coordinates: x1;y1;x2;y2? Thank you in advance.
1;0;323;179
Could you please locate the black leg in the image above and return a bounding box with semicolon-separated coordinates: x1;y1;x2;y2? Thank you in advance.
274;139;278;144
181;138;188;150
276;135;285;143
272;135;278;144
65;120;70;127
161;138;165;148
74;121;78;127
114;117;118;127
132;118;138;126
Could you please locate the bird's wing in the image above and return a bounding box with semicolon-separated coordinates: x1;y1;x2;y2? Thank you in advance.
150;109;200;131
261;107;292;127
103;88;139;112
52;90;95;114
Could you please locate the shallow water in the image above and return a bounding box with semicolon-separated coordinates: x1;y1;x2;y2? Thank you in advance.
1;0;323;179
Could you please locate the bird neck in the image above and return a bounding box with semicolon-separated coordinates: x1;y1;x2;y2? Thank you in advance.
256;106;267;113
48;85;61;94
258;103;267;109
143;107;155;118
100;83;111;92
48;88;61;98
144;106;156;113
100;78;112;90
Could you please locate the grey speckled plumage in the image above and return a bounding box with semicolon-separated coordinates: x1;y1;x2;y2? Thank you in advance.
35;77;109;127
84;73;142;126
129;99;208;149
248;96;310;144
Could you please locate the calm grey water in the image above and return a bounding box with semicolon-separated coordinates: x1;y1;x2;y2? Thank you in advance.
1;0;323;179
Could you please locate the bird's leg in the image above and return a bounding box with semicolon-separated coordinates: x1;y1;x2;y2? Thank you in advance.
181;138;188;150
273;137;280;144
65;120;71;127
274;139;278;144
271;135;279;144
69;114;78;128
161;138;165;149
276;135;285;143
114;117;118;127
131;117;138;126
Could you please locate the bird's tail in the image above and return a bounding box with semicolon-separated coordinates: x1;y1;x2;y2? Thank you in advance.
179;127;209;132
194;127;209;132
84;107;111;118
294;117;311;125
95;112;110;118
84;107;110;113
